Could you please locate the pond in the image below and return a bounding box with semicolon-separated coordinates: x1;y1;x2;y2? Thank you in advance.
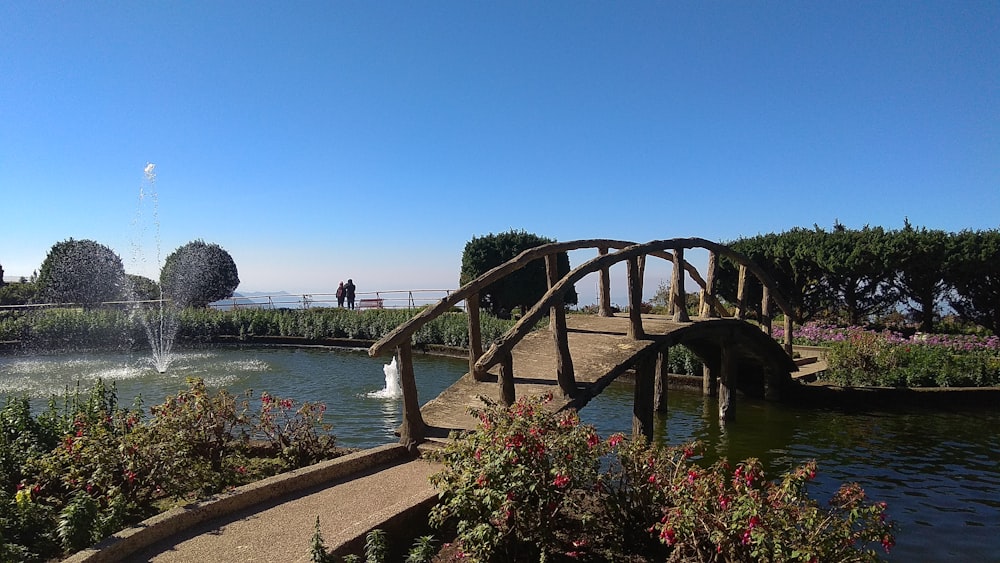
1;345;997;560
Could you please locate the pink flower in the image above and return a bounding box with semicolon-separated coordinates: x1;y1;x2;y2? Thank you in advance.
608;433;624;447
587;433;599;448
718;494;730;510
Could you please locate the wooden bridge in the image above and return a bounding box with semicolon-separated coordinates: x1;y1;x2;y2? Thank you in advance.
369;238;801;447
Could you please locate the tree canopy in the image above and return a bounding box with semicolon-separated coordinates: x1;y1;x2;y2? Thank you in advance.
946;229;1000;334
460;230;577;318
160;240;239;308
36;238;125;305
714;224;1000;334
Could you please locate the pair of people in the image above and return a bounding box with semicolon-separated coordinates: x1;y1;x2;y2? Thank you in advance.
336;279;356;309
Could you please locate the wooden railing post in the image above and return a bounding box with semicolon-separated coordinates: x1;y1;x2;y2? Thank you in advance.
546;255;576;397
761;285;772;335
784;316;794;357
396;342;425;447
499;350;516;407
467;292;487;381
735;264;748;320
672;247;690;322
626;256;645;339
654;347;668;413
598;246;613;317
632;353;656;442
701;251;718;318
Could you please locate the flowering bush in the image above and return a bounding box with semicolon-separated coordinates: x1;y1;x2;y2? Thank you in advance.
428;394;606;561
2;378;342;562
430;395;896;562
775;322;1000;387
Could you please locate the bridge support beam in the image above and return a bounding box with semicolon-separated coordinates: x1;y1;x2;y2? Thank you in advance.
467;292;487;381
632;353;656;442
718;344;736;422
547;255;577;397
654;348;668;413
397;342;426;447
702;363;717;397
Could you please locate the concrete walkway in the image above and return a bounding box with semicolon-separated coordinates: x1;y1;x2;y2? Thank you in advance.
65;445;442;563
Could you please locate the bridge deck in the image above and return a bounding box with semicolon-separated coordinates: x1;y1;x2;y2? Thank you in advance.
418;313;688;439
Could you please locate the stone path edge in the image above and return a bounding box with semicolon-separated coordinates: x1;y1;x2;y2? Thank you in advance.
63;443;411;563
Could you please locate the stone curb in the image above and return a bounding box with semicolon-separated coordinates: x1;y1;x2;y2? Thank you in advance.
63;444;410;563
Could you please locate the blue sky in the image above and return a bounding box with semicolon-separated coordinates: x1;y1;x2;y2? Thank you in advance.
2;2;997;305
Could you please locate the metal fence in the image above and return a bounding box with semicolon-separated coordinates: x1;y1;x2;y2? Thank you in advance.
0;290;462;313
206;289;461;311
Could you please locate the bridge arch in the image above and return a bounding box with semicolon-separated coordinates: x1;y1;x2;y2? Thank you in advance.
369;237;798;446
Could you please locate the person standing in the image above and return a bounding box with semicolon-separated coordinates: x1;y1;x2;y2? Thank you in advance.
336;281;346;307
345;279;356;310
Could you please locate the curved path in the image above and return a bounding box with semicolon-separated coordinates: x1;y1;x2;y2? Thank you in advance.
65;445;441;563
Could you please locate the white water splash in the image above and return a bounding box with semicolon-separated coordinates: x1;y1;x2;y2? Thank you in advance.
128;162;179;373
366;356;402;399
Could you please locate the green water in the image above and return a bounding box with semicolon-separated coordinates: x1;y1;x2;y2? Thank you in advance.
2;347;997;560
582;382;1000;561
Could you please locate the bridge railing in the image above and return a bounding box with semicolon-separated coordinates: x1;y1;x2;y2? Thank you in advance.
368;237;796;446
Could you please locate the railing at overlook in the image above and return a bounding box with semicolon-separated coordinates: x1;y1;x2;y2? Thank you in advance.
206;289;458;311
368;238;797;446
0;290;460;313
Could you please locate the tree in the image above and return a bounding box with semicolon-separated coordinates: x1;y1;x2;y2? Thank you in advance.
460;230;577;318
811;223;900;326
125;274;161;302
160;240;240;308
0;281;39;305
0;262;5;288
945;229;1000;334
893;220;951;332
36;239;125;305
719;229;833;323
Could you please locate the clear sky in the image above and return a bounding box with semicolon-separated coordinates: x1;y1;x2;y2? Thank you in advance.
2;2;998;305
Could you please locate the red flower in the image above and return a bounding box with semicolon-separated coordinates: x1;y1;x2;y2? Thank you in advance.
660;527;676;545
505;433;525;449
587;433;599;448
553;474;571;488
608;434;624;447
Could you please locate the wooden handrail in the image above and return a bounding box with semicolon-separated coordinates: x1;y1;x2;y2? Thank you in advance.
474;238;796;372
368;238;715;357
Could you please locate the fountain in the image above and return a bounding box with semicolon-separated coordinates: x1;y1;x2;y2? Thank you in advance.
126;163;179;374
366;356;403;399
